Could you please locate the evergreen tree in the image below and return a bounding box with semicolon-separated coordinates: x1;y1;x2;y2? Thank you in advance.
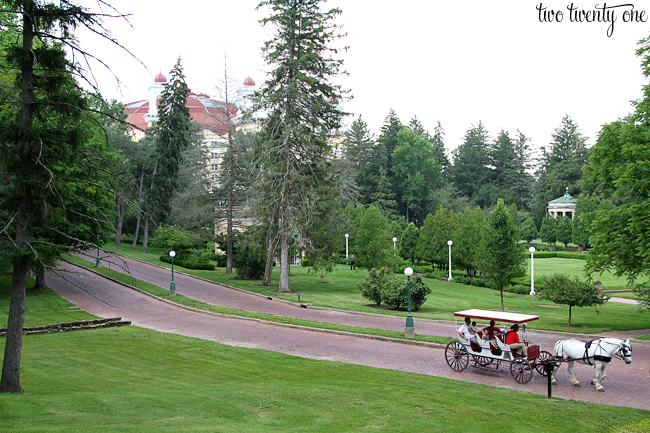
520;217;538;246
254;0;346;292
539;214;557;247
148;57;197;228
377;109;402;171
344;115;376;204
431;121;451;180
450;122;491;200
0;0;125;393
481;199;525;310
534;115;589;225
556;216;573;250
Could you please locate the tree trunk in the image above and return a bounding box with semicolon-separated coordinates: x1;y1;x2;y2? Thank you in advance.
500;288;504;311
141;161;157;254
114;196;124;245
141;217;149;253
226;176;234;275
1;9;34;394
131;169;145;250
278;231;290;292
34;267;48;290
568;305;572;327
262;236;277;286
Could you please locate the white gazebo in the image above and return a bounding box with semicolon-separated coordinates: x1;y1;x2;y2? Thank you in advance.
548;187;577;219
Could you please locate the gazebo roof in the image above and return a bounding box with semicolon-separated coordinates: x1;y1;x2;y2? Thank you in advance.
548;188;577;204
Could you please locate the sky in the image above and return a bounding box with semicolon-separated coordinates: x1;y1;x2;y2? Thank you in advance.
81;0;650;157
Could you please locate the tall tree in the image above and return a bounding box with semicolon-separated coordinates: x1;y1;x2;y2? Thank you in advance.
391;128;442;223
356;205;392;269
0;0;126;393
481;199;525;310
534;115;589;225
400;222;419;264
556;216;573;250
147;57;196;231
254;0;346;292
377;109;402;172
430;121;450;180
453;207;487;276
450;122;491;200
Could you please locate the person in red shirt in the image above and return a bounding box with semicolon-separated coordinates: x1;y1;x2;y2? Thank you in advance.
482;320;501;341
506;323;528;358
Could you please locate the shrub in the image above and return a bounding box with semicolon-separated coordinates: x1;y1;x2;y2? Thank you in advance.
209;253;228;267
151;225;207;260
358;268;395;306
507;284;530;295
159;256;215;271
382;275;431;311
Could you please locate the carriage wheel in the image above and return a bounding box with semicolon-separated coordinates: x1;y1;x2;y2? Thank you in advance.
510;359;533;384
445;341;469;372
534;351;554;377
472;355;493;366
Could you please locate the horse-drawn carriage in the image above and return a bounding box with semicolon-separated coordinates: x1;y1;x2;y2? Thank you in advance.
445;309;633;391
445;309;554;384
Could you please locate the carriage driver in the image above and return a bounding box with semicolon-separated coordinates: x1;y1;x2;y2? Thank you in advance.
506;323;528;358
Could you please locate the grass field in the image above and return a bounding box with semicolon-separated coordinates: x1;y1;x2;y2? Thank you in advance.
101;242;650;335
1;259;649;431
1;326;648;432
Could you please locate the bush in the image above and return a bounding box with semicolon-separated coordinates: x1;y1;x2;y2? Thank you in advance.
210;253;228;267
358;268;394;306
507;284;530;294
151;225;207;260
159;256;215;271
453;276;490;288
382;276;431;311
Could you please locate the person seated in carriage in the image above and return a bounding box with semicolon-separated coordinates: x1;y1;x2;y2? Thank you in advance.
482;320;501;342
458;317;473;341
505;323;528;358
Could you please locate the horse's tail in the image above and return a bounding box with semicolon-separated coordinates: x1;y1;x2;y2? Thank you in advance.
554;339;566;358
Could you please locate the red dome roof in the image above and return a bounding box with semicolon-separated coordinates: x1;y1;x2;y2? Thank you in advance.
154;73;167;83
244;77;255;86
124;95;238;135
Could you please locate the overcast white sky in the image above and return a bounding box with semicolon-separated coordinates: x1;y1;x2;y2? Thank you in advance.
83;0;650;157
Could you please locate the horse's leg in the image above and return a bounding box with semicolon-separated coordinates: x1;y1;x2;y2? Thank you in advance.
567;361;581;387
550;364;558;385
591;362;606;392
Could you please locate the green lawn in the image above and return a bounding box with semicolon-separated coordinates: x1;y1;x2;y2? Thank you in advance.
1;261;649;431
1;327;648;432
102;242;650;335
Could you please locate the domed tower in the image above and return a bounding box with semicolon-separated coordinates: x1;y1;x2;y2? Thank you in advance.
144;72;167;123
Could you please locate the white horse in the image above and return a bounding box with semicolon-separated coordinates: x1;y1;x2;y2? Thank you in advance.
550;338;632;392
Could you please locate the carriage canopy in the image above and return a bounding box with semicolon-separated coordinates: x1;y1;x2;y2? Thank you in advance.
454;309;539;324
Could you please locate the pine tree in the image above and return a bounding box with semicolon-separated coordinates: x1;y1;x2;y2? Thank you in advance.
148;57;197;227
431;121;451;180
0;0;125;393
451;122;491;200
254;0;346;292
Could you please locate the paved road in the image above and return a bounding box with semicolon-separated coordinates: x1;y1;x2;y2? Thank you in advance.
47;257;650;411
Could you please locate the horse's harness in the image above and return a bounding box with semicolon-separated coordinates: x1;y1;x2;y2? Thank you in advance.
558;339;630;366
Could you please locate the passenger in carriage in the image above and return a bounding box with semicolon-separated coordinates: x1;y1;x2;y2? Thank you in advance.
458;317;473;340
506;323;528;358
470;321;478;335
482;320;501;342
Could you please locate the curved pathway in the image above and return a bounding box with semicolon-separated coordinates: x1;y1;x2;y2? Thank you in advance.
47;256;650;411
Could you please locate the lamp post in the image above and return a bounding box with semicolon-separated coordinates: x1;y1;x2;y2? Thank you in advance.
169;251;176;296
447;240;453;280
529;246;536;295
392;237;397;256
345;233;349;259
404;267;414;337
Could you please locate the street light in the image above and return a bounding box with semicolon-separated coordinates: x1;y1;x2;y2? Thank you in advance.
447;240;453;280
529;246;536;295
404;267;414;337
345;233;349;259
392;237;397;256
169;251;176;296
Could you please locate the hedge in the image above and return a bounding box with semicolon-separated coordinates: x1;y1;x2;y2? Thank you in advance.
159;256;215;271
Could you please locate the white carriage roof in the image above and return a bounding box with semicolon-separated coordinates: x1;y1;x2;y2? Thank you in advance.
454;309;539;324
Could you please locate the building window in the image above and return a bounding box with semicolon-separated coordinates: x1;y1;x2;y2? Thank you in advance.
211;163;218;171
211;152;219;159
210;140;219;148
